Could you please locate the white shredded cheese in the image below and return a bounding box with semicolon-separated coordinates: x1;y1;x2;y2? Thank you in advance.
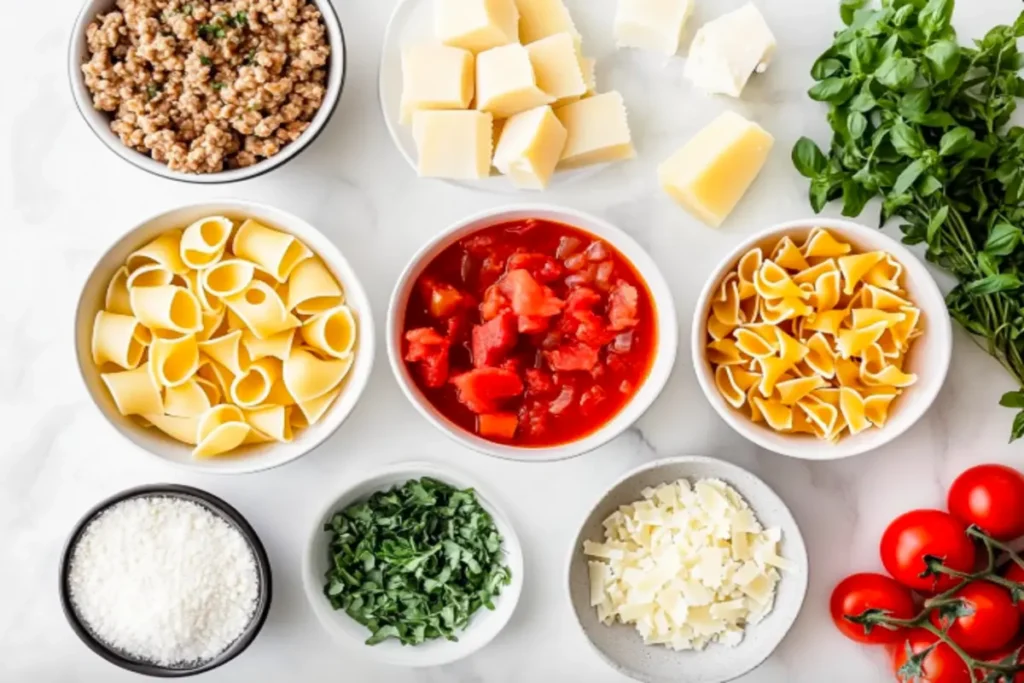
68;496;260;666
584;478;792;651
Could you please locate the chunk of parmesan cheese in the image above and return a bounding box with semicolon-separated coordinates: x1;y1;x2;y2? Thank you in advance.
582;477;793;651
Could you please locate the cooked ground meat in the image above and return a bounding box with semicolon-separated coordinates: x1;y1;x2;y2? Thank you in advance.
81;0;330;174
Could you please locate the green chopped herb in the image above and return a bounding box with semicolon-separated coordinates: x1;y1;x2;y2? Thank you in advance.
322;477;512;646
243;49;257;65
197;23;225;40
182;3;192;14
212;81;225;91
230;11;248;27
145;83;162;100
199;55;212;66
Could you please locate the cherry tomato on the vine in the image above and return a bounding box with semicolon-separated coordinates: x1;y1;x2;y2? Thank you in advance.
948;465;1024;541
1004;562;1024;618
880;510;976;593
830;573;917;644
928;581;1019;654
892;629;971;683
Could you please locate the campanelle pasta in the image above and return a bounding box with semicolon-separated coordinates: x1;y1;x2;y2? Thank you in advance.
91;216;358;459
705;228;923;442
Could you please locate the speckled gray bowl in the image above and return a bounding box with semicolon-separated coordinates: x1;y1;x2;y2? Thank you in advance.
567;456;809;683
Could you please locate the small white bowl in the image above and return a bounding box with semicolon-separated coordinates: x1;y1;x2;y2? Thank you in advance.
302;461;524;667
567;455;809;683
68;0;346;184
74;200;375;474
386;204;679;462
692;218;953;460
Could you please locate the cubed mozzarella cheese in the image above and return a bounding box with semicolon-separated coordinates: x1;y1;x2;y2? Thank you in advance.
658;110;774;227
684;2;776;97
476;44;554;118
436;0;520;53
526;33;588;104
554;91;635;169
400;44;475;125
514;0;579;44
412;110;493;179
615;0;694;56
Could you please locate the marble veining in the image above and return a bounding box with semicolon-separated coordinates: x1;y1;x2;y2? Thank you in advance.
2;0;1024;681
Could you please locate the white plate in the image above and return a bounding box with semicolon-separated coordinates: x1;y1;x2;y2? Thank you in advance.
378;0;618;193
567;456;809;683
303;461;525;667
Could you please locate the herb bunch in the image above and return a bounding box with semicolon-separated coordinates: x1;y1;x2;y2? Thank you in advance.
849;526;1024;682
323;477;512;646
793;0;1024;440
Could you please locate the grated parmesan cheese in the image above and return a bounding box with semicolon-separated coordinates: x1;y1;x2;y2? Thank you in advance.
584;478;793;651
68;496;259;666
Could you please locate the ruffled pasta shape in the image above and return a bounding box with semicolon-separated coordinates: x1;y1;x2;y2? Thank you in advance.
704;227;922;444
232;219;311;283
180;216;232;270
93;217;355;458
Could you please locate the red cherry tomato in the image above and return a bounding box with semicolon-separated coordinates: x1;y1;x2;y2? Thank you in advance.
948;465;1024;541
830;573;917;644
928;581;1019;654
1004;562;1024;618
892;629;972;683
880;510;976;593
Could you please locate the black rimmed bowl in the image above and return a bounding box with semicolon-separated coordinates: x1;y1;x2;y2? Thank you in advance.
59;484;273;677
67;0;345;184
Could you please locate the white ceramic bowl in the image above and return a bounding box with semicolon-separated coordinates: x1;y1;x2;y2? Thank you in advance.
386;204;679;462
68;0;345;184
567;455;809;683
302;461;524;667
74;200;375;474
692;218;952;460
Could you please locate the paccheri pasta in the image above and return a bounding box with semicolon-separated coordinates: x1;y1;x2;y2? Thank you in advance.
92;217;357;458
705;228;922;442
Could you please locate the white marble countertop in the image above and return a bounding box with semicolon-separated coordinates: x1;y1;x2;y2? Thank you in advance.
4;0;1024;681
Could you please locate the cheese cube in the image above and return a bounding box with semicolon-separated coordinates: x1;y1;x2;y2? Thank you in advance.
554;91;635;169
526;33;587;104
657;111;774;227
476;44;554;118
493;106;567;189
400;44;474;125
435;0;519;53
685;2;776;97
615;0;695;56
515;0;579;44
412;110;493;180
580;57;597;95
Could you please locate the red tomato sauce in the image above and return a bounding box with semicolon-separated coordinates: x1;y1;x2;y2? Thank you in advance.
402;218;657;448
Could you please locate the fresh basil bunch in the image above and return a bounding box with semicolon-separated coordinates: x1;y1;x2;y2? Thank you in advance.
794;0;1024;440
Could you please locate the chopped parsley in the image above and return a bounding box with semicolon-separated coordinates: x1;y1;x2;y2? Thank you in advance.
199;55;212;66
197;23;225;41
212;81;225;91
243;49;257;66
145;83;163;100
182;3;193;14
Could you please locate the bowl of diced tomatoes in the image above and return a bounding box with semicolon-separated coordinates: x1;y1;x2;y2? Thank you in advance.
387;205;678;461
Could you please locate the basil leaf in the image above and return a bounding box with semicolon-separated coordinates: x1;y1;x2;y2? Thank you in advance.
978;251;999;278
923;40;961;81
919;0;954;38
985;223;1023;256
893;158;929;194
926;205;949;244
892;122;926;158
965;273;1023;295
840;0;867;26
809;77;858;104
848;111;869;139
1012;410;1024;443
875;56;917;91
811;57;844;80
1000;391;1024;409
939;127;976;156
792;138;828;178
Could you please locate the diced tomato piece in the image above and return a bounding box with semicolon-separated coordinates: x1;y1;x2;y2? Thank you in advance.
480;285;510;322
506;253;563;283
545;343;600;372
451;368;524;414
564;287;602;318
463;235;496;255
446;313;471;344
518;315;550;334
404;328;450;388
608;281;640;331
499;269;564;318
501;357;524;376
478;413;518;439
471;312;518;368
419;278;469;319
574;309;615;347
524;368;555;396
519;399;550;437
579;385;607;415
